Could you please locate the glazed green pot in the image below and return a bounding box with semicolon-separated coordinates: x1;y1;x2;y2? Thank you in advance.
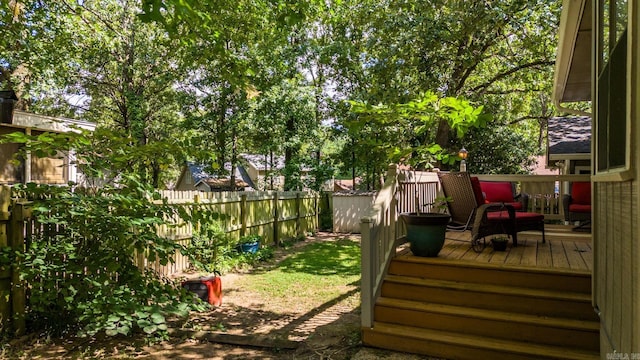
401;213;451;257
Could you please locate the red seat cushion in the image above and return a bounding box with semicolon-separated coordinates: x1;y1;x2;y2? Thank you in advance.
571;182;591;205
569;204;591;213
480;181;515;203
470;177;486;206
487;211;544;223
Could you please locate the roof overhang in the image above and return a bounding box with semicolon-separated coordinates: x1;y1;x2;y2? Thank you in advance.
553;0;592;104
549;153;591;161
7;111;96;133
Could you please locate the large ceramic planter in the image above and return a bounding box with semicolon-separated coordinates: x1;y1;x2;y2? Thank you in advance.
401;212;451;257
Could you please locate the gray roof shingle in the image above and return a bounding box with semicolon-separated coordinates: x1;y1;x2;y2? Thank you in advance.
548;116;591;155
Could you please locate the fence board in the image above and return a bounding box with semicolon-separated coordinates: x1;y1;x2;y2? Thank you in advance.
0;185;10;334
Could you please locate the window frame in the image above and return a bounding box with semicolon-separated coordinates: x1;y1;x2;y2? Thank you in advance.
593;0;634;182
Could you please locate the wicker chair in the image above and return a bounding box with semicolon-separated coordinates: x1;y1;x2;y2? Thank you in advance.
562;181;591;231
438;172;545;252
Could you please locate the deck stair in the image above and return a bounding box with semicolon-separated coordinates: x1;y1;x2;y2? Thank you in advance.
362;255;600;359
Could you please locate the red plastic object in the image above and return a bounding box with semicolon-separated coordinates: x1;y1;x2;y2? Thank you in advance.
182;276;222;306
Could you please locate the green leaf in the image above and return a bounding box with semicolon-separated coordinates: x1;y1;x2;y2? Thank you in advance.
117;325;130;335
143;325;157;334
151;312;165;324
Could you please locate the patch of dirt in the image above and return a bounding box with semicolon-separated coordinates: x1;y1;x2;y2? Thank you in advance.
5;233;426;359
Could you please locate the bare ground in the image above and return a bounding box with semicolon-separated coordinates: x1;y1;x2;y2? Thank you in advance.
2;233;432;360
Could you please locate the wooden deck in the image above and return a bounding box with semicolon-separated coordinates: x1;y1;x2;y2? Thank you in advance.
403;224;593;273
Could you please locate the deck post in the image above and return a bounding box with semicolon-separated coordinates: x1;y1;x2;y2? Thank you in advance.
360;217;374;328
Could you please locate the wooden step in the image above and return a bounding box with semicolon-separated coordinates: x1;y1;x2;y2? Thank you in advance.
375;297;599;351
388;256;592;294
381;275;598;320
363;322;599;360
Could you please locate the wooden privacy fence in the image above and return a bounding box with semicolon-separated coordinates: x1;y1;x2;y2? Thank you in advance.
0;185;28;337
157;190;318;243
146;190;319;276
0;187;319;335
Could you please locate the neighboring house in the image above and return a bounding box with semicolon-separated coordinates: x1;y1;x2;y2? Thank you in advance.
240;153;312;191
531;155;561;175
0;109;96;185
174;162;254;191
239;153;286;190
175;154;313;192
333;178;362;191
547;115;591;174
554;0;639;354
194;178;250;192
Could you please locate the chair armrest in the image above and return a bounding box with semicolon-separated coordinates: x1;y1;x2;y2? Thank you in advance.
471;203;516;241
515;193;529;212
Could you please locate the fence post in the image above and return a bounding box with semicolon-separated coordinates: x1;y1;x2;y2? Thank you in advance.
8;202;26;336
273;192;279;246
0;185;10;334
296;192;301;237
240;194;247;238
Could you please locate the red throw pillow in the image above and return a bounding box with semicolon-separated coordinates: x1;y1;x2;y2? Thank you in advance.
572;182;591;205
470;177;485;206
480;181;515;203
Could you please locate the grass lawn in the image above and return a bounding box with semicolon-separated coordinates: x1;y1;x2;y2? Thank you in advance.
236;236;361;310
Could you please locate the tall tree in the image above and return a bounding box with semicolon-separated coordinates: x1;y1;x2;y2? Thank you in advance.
324;0;559;170
63;0;188;187
0;1;80;111
241;78;317;190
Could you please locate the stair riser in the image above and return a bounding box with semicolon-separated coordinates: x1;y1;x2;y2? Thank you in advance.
363;329;593;360
375;305;599;351
388;261;592;294
381;282;598;320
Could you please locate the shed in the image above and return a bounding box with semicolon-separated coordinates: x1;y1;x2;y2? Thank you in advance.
0;110;96;185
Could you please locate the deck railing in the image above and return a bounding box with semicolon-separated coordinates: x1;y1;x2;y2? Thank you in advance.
359;168;591;328
360;165;440;328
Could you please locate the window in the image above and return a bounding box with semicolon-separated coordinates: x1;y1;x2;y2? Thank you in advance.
595;0;630;176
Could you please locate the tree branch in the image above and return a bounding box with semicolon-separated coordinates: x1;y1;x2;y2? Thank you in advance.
470;60;555;94
60;0;122;37
509;115;549;125
483;88;542;95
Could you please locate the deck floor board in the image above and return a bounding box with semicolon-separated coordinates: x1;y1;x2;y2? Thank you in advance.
430;224;591;272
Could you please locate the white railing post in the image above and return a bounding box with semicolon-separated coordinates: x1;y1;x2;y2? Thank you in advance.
360;164;399;329
360;218;374;328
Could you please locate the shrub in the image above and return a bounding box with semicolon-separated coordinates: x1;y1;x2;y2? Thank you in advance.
15;178;205;338
185;222;233;273
0;126;221;341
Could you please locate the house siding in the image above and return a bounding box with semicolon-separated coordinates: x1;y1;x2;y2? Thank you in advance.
0;126;22;183
595;179;639;355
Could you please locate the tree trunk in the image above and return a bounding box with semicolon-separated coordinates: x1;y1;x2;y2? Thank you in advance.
351;137;356;190
230;126;237;191
269;150;274;190
216;88;229;172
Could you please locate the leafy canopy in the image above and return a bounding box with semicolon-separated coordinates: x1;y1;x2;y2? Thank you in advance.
349;92;490;169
